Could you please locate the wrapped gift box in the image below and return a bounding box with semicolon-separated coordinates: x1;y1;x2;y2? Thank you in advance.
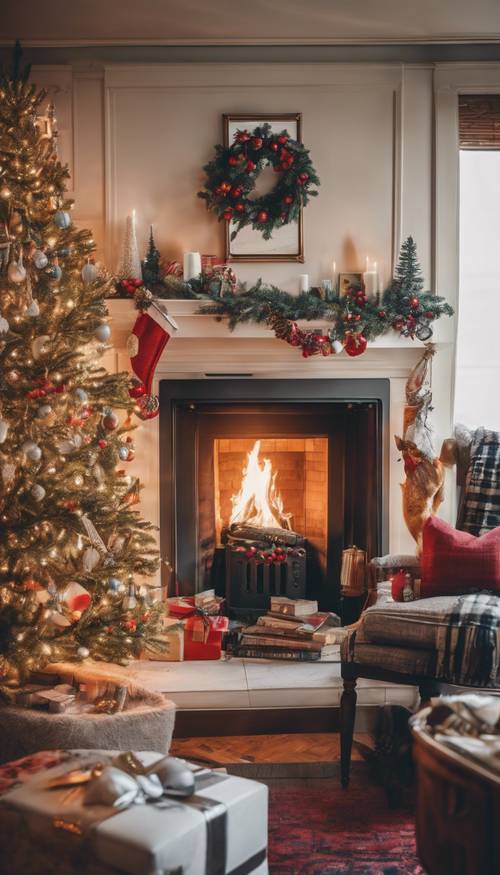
0;749;268;875
146;617;184;661
168;595;229;660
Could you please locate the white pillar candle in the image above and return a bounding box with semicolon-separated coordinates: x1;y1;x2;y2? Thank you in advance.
183;251;202;282
299;273;309;293
363;259;379;296
332;260;337;291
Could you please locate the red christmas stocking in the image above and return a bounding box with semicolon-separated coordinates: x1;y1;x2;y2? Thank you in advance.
127;312;170;394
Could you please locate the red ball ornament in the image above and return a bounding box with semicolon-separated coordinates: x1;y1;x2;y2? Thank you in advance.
298;172;309;182
345;313;353;322
228;156;239;166
251;136;263;149
277;134;289;144
136;394;160;421
256;210;268;223
98;439;108;449
410;297;420;309
103;412;118;430
235;130;251;143
129;382;146;399
270;142;279;152
231;187;242;199
234;203;245;212
246;160;256;171
344;333;368;357
282;195;294;205
222;208;233;220
378;310;386;318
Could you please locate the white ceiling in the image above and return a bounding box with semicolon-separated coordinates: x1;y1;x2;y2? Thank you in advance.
2;0;500;45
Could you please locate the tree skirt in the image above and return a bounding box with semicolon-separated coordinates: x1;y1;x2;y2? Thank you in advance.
267;779;424;875
0;663;176;765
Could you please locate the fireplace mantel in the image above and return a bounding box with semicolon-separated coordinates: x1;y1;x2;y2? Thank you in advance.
108;299;452;378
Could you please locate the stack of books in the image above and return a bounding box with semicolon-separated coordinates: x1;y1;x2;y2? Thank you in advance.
236;597;343;661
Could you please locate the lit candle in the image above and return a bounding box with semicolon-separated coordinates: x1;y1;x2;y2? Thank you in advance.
183;251;202;282
363;258;379;296
299;273;309;293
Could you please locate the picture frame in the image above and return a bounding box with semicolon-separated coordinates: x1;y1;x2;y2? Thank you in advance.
223;113;304;263
338;272;364;296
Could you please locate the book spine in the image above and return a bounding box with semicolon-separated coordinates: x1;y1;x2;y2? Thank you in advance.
240;634;322;652
235;647;321;661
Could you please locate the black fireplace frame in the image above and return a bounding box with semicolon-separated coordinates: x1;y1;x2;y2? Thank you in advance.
160;378;390;612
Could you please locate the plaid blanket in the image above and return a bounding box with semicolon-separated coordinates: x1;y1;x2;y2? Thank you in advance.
461;428;500;536
436;592;499;687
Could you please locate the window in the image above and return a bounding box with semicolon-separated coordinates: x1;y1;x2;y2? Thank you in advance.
455;97;500;430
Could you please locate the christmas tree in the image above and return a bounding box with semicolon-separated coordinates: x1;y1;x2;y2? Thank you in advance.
0;52;165;683
141;226;161;286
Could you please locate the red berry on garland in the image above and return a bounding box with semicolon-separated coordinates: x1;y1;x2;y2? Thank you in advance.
378;310;386;318
246;160;256;171
277;134;289;144
344;332;368;357
345;313;353;322
354;314;361;321
98;439;108;449
228;156;239;166
257;210;268;223
410;297;420;309
235;203;245;212
223;207;233;220
282;195;294;204
231;187;242;198
298;172;309;182
251;136;263;149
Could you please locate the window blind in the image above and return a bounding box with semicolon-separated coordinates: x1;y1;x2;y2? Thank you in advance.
459;95;500;149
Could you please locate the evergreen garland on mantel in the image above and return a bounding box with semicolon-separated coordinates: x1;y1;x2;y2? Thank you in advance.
197;237;453;357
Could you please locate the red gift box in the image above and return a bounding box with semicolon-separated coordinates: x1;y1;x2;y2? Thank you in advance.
184;614;229;660
168;597;229;660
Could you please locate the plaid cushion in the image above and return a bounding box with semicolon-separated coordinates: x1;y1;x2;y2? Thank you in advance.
461;428;500;536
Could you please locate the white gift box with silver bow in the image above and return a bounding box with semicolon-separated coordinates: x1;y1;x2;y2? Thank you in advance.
0;750;268;875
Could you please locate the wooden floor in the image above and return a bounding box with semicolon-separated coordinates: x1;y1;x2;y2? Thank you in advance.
171;732;371;765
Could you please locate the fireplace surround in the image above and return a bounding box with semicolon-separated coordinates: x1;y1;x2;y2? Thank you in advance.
160;379;389;614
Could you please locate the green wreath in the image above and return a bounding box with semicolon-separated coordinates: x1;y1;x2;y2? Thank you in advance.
198;123;320;240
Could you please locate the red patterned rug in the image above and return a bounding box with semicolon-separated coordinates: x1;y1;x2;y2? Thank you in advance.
267;779;425;875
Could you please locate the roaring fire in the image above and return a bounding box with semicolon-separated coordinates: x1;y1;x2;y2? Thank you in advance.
229;440;292;530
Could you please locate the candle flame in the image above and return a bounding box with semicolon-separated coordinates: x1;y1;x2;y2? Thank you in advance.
229;440;292;530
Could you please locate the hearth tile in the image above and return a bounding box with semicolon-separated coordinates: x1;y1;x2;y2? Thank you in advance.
248;687;340;708
356;687;386;705
164;690;251;709
385;686;419;707
243;660;341;691
128;658;248;693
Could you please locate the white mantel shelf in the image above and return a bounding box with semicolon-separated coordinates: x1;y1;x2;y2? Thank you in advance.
107;298;454;349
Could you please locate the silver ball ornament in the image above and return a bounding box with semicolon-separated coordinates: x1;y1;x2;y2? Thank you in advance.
33;250;48;270
54;209;71;229
108;577;122;592
31;483;46;502
73;388;88;404
77;646;90;659
95;323;111;343
81;261;98;285
118;446;129;461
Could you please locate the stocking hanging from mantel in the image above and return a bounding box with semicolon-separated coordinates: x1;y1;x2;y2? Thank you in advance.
127;305;178;417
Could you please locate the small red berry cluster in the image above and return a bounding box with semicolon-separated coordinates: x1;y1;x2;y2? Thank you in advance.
198;123;319;240
231;543;306;563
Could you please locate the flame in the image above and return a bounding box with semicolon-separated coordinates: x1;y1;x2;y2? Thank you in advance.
229;440;292;530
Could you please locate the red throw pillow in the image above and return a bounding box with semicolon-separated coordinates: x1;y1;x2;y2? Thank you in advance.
421;516;500;598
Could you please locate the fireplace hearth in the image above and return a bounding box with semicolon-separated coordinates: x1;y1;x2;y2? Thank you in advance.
160;379;389;614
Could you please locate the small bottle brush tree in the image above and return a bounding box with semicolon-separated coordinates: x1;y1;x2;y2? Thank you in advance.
0;54;165;684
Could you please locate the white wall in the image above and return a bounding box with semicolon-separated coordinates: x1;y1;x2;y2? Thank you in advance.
456;150;500;430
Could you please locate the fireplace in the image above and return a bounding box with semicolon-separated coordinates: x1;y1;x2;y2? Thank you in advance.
160;379;389;614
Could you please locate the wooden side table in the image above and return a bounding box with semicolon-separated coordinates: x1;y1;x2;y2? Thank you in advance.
412;720;500;875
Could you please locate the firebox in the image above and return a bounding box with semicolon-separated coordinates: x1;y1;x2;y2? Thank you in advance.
160;379;389;614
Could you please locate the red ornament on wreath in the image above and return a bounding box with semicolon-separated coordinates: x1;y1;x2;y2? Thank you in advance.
344;332;368;357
